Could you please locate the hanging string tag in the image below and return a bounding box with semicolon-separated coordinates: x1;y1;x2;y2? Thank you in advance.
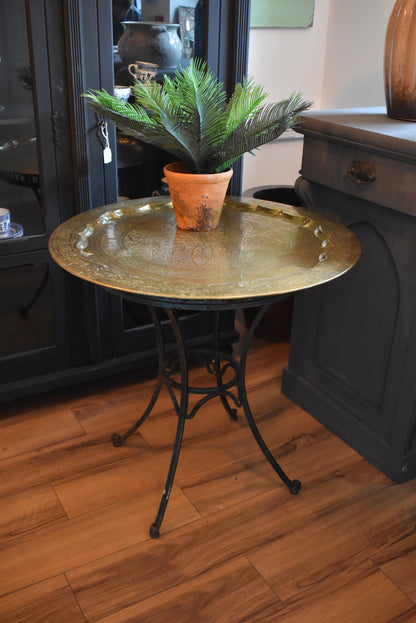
101;121;112;164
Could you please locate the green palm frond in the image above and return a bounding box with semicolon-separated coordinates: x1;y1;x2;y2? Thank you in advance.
86;89;200;171
83;60;312;174
225;78;268;135
213;93;312;172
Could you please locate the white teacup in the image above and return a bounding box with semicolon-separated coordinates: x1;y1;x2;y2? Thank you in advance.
114;85;131;102
0;208;10;236
128;61;159;83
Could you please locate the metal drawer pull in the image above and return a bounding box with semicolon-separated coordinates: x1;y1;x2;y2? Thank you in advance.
347;161;376;184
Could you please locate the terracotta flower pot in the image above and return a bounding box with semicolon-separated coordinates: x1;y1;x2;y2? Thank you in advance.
163;162;233;231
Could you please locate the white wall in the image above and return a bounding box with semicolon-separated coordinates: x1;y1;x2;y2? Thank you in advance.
141;0;197;23
322;0;395;108
242;0;331;192
242;0;396;193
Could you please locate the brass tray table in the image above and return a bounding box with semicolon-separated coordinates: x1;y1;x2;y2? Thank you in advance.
49;196;361;538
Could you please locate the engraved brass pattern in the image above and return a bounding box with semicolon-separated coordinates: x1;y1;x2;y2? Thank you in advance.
49;196;361;303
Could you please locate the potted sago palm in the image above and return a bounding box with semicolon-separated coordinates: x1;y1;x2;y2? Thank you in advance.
85;59;311;231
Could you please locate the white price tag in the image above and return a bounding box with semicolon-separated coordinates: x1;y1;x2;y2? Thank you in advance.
103;146;112;164
100;122;112;165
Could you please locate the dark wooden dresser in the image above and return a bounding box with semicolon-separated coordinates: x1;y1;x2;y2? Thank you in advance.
282;107;416;482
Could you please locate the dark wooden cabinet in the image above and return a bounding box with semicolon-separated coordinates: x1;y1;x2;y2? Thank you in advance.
283;107;416;482
0;0;250;402
0;0;84;399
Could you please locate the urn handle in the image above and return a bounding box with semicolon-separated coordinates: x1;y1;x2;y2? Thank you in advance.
347;160;376;185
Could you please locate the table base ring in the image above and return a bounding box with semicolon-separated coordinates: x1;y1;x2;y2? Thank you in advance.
111;303;301;538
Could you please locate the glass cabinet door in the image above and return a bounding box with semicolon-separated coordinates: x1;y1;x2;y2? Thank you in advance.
0;1;79;394
0;2;53;377
0;2;42;238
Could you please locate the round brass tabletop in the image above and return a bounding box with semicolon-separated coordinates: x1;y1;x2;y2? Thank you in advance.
49;196;361;307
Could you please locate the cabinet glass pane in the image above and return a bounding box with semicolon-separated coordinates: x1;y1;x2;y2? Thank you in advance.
111;1;205;201
0;264;54;357
0;1;43;239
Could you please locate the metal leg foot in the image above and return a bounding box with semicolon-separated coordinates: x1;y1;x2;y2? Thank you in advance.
149;523;160;539
111;433;124;447
289;479;302;494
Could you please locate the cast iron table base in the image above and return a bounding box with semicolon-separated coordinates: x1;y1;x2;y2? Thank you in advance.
111;300;301;539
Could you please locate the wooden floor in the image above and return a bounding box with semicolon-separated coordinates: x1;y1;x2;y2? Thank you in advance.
1;327;416;622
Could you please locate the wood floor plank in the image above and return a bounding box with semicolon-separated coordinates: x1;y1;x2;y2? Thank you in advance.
2;337;416;621
0;396;75;425
177;426;363;517
248;479;416;601
65;488;314;621
94;557;279;623
52;447;193;518
71;377;161;436
0;435;149;499
52;402;324;520
239;560;416;623
52;442;235;519
384;613;416;623
371;532;416;602
0;431;149;498
0;485;66;544
0;485;200;597
0;410;85;460
0;575;85;623
65;462;394;622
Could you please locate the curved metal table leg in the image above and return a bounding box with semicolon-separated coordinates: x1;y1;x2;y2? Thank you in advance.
111;381;162;447
150;309;188;538
238;302;301;495
111;306;165;447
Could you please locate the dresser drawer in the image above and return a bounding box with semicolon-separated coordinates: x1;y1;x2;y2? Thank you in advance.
301;135;416;217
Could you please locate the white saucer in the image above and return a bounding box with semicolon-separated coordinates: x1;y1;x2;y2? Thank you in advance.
0;223;23;239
